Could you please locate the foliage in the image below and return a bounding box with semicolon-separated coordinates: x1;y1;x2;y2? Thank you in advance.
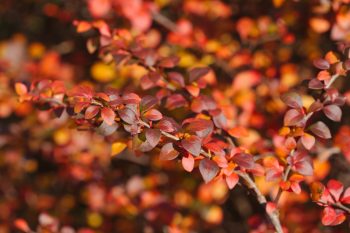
1;0;350;232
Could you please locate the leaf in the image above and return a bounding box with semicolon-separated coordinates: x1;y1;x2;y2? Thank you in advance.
159;143;179;160
313;58;330;70
308;79;324;90
185;118;213;138
301;133;315;150
323;104;342;122
85;105;100;119
322;207;346;226
165;94;187;110
322;207;336;226
227;126;248;138
310;182;325;202
14;218;31;232
182;154;194;172
158;56;179;68
327;179;344;202
186;84;200;97
226;173;239;189
284;109;304;126
281;92;302;109
168;72;185;87
288;152;313;176
145;129;161;148
111;142;127;156
309;100;323;112
189;67;210;82
199;159;219;183
144;109;163;121
309;121;331;139
15;83;28;96
182;135;202;156
157;118;176;133
140;96;158;112
101;107;116;125
317;70;331;81
118;108;137;124
341;187;350;204
233;153;254;169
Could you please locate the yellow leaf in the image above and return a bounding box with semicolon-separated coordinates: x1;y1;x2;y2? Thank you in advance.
111;142;127;156
91;62;115;82
273;0;284;8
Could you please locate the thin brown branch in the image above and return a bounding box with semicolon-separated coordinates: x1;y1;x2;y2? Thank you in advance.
237;171;283;233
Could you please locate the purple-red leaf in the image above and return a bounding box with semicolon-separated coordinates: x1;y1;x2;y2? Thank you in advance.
189;67;210;83
313;58;330;70
281;92;303;109
323;104;342;122
308;79;324;90
199;158;219;183
182;135;202;156
309;121;331;139
159;143;179;160
118;108;137;124
145;129;161;148
233;153;254;169
284;109;304;126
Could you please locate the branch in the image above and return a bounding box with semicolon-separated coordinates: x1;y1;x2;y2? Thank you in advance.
237;171;284;233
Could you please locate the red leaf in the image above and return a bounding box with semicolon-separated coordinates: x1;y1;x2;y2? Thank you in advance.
157;118;176;132
301;133;315;150
14;219;30;232
101;107;116;125
199;158;219;183
227;126;248;138
144;109;163;121
145;129;161;148
309;121;331;139
317;70;331;81
323;104;342;122
226;173;239;189
232;153;254;169
182;135;202;156
284;109;304;126
85;105;100;119
327;179;344;202
281;92;303;109
182;154;195;172
186;85;200;97
322;207;346;226
159;143;179;160
313;58;330;70
189;67;210;82
184;118;213;138
341;187;350;204
322;207;336;226
166;94;187;110
118;108;137;124
158;56;179;68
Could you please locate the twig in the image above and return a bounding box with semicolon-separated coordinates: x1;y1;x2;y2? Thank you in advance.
237;171;284;233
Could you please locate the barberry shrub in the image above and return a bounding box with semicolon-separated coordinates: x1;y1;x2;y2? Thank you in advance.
1;0;350;232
